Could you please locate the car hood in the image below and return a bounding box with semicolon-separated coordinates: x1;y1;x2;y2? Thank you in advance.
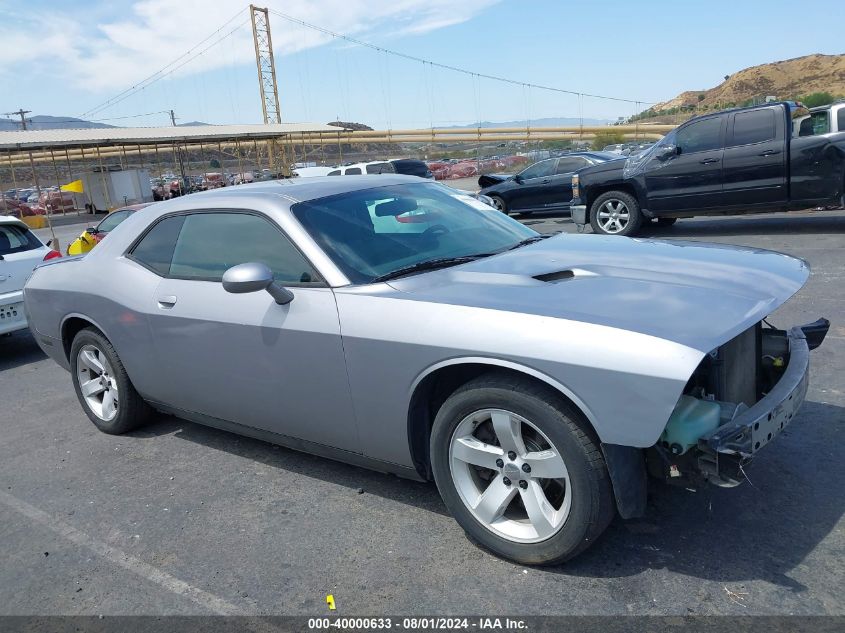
478;173;513;188
386;234;808;353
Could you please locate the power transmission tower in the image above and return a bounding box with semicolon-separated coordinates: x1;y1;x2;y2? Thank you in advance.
250;5;281;124
250;5;287;174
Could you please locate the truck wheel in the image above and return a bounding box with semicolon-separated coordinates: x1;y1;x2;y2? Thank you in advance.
655;217;677;227
430;372;615;565
589;191;642;236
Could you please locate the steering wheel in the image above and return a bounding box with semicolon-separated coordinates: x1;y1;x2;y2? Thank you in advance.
422;224;449;237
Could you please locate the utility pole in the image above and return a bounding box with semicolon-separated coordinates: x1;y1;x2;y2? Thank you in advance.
3;109;31;130
3;108;58;249
169;110;188;195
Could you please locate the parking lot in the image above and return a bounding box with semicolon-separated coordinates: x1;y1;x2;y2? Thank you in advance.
1;208;843;616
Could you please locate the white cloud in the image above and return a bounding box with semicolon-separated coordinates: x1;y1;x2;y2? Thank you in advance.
0;0;499;103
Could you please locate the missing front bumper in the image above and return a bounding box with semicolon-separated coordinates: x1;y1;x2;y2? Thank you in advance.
698;326;812;485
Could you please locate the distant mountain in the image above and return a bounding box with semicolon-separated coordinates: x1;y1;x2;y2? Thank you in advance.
652;53;845;112
446;117;611;129
0;115;115;131
0;115;212;131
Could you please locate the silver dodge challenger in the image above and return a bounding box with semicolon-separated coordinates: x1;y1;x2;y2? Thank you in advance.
24;175;828;564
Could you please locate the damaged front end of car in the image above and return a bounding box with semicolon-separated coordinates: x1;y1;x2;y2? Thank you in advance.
646;318;829;488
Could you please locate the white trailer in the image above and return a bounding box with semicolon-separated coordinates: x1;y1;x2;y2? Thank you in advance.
78;169;153;212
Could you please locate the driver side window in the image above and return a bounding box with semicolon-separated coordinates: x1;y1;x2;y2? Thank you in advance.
676;116;723;154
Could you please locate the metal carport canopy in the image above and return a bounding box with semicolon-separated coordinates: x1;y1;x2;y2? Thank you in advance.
0;122;345;151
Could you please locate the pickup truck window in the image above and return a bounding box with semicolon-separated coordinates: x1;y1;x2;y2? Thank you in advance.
676;116;722;154
838;108;845;132
732;109;776;146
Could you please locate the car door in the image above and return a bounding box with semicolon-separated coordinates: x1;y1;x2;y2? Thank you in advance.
127;210;360;452
721;107;787;206
550;156;591;208
509;159;557;210
644;114;726;212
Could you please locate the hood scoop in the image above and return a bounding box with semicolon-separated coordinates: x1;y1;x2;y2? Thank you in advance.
533;269;575;283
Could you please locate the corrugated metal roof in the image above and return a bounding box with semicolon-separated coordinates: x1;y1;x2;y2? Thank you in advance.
0;123;345;151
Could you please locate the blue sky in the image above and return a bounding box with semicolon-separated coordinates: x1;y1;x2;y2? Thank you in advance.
1;0;842;129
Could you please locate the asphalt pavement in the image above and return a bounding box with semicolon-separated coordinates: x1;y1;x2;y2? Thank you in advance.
2;207;843;616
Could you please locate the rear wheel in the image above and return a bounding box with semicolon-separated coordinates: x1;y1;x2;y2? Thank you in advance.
430;373;614;565
70;327;152;434
589;191;642;236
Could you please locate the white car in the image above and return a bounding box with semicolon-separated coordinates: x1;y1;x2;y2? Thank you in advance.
327;161;395;176
0;216;61;335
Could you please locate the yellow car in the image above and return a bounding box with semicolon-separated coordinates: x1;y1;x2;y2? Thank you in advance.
67;204;151;255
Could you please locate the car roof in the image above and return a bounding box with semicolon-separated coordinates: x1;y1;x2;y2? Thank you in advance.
0;215;29;230
182;174;428;206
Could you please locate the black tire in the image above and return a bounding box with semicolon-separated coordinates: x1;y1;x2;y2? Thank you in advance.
589;190;642;236
489;195;508;214
70;327;153;434
655;217;677;227
430;372;615;565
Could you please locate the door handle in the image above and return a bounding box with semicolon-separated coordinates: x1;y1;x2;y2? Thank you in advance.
699;158;720;164
157;295;177;308
758;149;780;157
541;179;551;183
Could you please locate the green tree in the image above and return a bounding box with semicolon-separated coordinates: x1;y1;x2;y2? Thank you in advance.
800;92;835;108
591;131;625;151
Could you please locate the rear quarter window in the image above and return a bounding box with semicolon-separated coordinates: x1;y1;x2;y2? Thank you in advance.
0;223;41;255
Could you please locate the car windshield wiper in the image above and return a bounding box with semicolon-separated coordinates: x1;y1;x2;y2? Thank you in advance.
502;234;553;251
372;254;493;283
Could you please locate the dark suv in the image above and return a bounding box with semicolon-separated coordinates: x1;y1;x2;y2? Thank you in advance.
389;159;433;179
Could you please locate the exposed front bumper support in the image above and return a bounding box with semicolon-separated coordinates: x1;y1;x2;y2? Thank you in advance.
699;326;811;485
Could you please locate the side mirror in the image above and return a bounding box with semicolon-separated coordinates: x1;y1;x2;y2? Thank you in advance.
86;227;98;234
657;144;679;160
513;174;524;184
222;262;294;305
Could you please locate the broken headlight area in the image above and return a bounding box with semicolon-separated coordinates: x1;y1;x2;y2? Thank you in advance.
647;318;828;488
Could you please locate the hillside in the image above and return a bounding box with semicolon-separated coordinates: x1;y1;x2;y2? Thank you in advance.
652;53;845;113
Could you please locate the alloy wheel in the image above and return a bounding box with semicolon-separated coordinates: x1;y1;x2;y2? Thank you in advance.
449;408;571;543
596;199;630;233
76;344;119;421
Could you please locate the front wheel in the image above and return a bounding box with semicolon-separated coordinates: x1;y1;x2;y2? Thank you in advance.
489;195;508;214
589;191;642;236
430;373;615;565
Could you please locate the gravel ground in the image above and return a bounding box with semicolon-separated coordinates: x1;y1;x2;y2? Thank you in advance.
1;208;842;616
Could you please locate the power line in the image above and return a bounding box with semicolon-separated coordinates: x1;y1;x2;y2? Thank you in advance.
268;8;654;106
80;6;250;118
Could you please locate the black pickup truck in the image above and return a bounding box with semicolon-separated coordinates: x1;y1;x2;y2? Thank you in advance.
570;102;845;235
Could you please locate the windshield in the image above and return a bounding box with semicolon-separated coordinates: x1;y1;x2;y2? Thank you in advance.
0;223;41;255
622;130;675;178
291;182;536;284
